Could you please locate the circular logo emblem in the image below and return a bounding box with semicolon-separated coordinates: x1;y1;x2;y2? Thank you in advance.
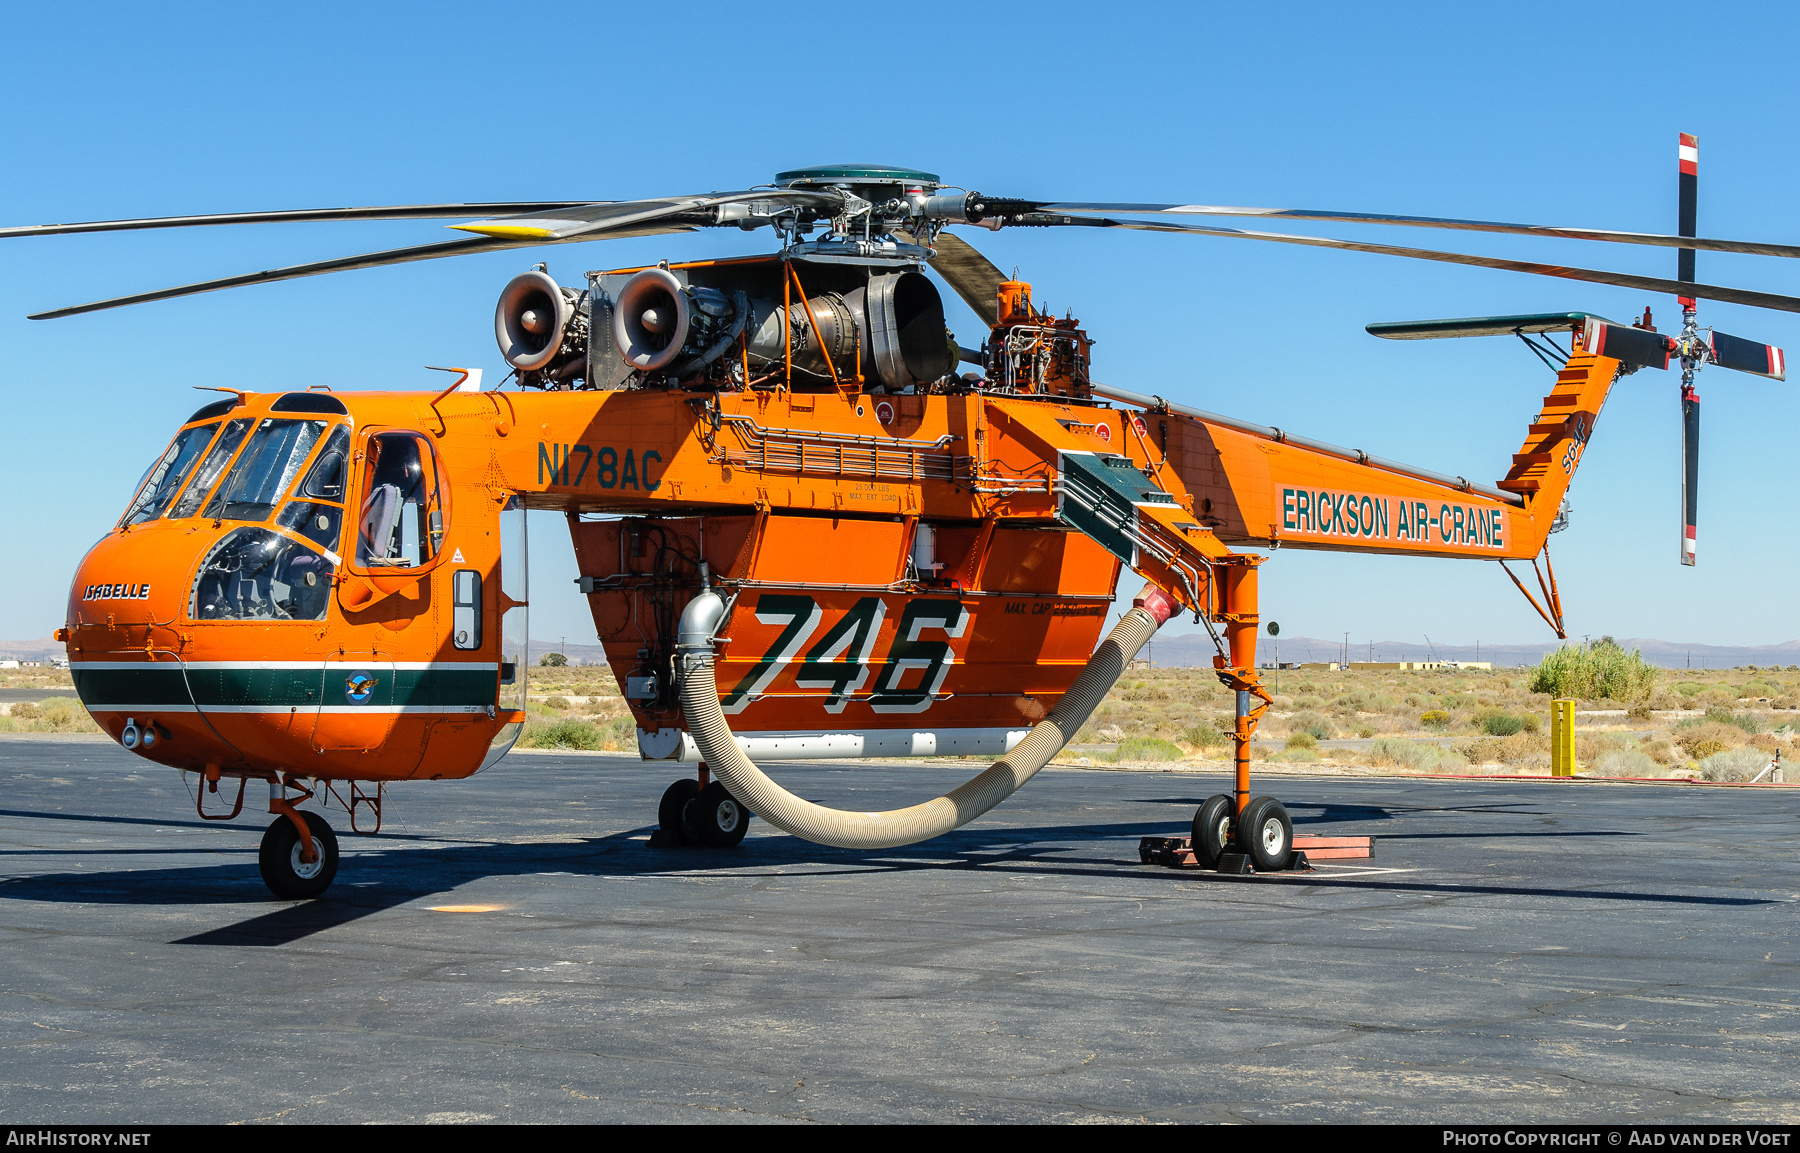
875;401;895;425
1095;422;1112;444
1131;415;1148;437
344;671;376;705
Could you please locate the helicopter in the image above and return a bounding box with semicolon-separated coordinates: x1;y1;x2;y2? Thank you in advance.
15;139;1791;900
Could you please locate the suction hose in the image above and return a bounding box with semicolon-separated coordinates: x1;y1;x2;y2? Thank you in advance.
674;583;1176;850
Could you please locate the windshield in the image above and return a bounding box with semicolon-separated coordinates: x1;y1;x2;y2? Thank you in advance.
171;419;252;519
190;528;335;621
121;423;219;527
202;419;329;523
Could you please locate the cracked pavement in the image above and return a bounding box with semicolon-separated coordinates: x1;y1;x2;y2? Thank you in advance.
0;738;1795;1123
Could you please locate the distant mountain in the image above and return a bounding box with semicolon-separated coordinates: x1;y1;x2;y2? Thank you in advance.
0;636;62;662
1141;632;1800;671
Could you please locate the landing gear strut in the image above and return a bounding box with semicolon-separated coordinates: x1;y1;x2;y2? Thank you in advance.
656;765;751;848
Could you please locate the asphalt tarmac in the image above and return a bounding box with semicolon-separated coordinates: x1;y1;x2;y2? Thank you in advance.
0;737;1795;1124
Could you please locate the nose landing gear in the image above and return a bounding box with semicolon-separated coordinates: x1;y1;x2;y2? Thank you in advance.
259;809;340;899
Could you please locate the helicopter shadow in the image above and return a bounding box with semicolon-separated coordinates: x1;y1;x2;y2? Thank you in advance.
0;816;1196;948
1;805;1765;949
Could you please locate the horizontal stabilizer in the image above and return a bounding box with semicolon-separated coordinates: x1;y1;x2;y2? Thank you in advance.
1582;318;1674;370
1709;331;1786;380
1366;312;1601;340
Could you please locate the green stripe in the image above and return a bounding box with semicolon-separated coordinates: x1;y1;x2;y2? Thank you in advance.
73;667;193;707
392;668;496;707
74;666;496;709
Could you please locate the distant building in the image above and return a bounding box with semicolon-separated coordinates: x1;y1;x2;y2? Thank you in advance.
1349;661;1493;672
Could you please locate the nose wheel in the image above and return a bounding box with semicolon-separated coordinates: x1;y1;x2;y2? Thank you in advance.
259;810;339;899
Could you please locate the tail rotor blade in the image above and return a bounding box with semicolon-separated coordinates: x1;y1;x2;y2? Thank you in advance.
1708;331;1787;379
1681;384;1700;567
1679;133;1699;290
1582;319;1675;370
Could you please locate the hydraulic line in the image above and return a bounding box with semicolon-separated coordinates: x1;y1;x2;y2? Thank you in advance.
673;584;1175;850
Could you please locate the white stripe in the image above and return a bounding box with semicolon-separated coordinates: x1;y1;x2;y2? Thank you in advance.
1679;144;1698;164
85;703;491;715
639;726;1033;762
71;660;498;671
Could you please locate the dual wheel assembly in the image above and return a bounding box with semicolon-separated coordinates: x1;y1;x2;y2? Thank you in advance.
1192;794;1294;871
658;777;752;847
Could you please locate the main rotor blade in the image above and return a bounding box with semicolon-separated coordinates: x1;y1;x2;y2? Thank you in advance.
28;223;691;320
1046;215;1800;315
919;231;1005;326
0;202;593;240
456;189;839;241
1035;201;1800;261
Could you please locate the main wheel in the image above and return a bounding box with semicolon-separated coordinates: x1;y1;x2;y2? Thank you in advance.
684;780;751;847
1235;796;1293;872
258;810;339;899
658;779;701;844
1191;794;1235;869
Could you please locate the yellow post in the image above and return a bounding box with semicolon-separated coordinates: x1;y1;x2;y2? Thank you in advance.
1550;699;1576;777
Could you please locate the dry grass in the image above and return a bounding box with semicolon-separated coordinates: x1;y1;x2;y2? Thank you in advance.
1067;659;1799;778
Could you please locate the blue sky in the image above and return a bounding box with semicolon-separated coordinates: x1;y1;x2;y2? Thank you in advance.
5;1;1799;649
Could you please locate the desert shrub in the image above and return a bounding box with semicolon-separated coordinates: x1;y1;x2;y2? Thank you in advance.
1698;746;1774;782
1419;710;1451;731
1182;721;1229;750
1285;731;1317;750
1462;737;1505;764
1266;746;1319;763
1368;738;1466;773
538;652;568;667
1289;711;1332;741
1292;695;1326;710
11;701;41;720
1742;681;1776;698
1674;682;1706;697
544;695;573;712
1644;739;1676;763
1704;706;1761;735
1627;703;1653;720
1675;722;1745;760
1478;710;1526;737
1529;640;1658;703
1461;732;1541;766
521;718;604;750
1593;749;1660;777
1118;736;1183;762
41;700;76;727
1356;725;1377;739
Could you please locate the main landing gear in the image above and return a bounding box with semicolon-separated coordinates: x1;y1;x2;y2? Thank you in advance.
656;765;751;848
1141;795;1297;873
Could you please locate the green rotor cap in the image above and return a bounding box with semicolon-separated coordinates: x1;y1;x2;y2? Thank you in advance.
775;164;941;187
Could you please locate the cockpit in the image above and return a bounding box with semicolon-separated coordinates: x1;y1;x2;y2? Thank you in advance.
117;391;439;624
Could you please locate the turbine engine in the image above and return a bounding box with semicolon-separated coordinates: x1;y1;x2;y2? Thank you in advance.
493;260;954;391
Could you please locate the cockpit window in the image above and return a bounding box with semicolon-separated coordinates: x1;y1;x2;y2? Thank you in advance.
357;431;445;568
190;528;335;622
299;426;350;502
121;422;219;527
201;419;328;523
170;419;252;519
276;502;345;554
